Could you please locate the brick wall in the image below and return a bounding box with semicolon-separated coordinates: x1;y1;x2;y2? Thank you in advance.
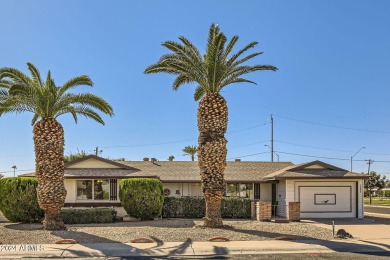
288;202;300;222
256;201;271;221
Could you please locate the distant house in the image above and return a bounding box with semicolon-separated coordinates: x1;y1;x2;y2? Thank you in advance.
23;155;367;218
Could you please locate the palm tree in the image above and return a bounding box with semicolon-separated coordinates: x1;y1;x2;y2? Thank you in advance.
168;155;175;161
0;63;113;230
145;24;277;227
182;145;197;161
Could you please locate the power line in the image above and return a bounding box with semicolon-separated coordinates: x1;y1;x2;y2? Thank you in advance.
274;114;390;134
0;168;34;174
229;140;269;149
275;151;351;161
101;121;269;149
227;151;270;160
276;140;390;156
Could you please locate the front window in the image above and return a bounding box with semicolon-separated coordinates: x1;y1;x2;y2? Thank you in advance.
226;183;253;198
94;180;110;200
77;180;93;200
76;179;111;200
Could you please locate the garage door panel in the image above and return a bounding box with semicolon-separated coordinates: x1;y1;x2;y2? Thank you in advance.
299;186;352;213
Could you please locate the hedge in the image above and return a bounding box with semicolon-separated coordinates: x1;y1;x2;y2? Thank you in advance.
163;196;251;218
0;177;44;222
61;208;117;224
119;178;164;220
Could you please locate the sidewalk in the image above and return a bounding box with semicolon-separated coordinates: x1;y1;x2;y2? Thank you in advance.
0;239;389;258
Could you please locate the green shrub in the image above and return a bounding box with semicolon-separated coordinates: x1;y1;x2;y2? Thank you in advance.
0;177;43;222
119;178;164;220
221;197;251;218
163;196;251;219
163;196;205;218
61;207;117;224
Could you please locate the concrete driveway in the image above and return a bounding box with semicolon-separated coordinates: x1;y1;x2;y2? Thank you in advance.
304;217;390;240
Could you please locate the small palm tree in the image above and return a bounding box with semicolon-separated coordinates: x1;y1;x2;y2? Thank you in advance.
168;155;175;161
0;63;113;230
182;146;197;161
145;24;276;227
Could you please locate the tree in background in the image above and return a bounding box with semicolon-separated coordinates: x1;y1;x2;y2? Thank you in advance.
145;24;276;227
168;155;175;161
182;146;197;161
0;174;3;179
64;150;90;162
365;171;387;204
0;63;113;230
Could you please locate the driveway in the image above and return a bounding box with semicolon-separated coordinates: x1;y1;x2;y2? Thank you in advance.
304;217;390;240
365;205;390;215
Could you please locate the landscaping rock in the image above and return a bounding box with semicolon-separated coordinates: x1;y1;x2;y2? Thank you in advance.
336;229;353;239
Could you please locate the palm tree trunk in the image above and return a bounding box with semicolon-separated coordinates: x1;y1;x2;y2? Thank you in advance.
197;93;228;227
33;118;67;230
191;154;195;161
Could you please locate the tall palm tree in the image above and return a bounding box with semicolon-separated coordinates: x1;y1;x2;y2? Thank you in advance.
182;145;197;161
0;63;113;230
145;24;277;227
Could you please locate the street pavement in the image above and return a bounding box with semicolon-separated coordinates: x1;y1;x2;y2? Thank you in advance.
365;205;390;215
0;239;389;258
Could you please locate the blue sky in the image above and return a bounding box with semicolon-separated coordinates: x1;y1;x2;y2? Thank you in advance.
1;1;390;178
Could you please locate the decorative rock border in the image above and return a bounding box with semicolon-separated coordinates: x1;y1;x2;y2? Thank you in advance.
274;236;293;240
130;238;154;243
55;239;78;244
208;237;230;242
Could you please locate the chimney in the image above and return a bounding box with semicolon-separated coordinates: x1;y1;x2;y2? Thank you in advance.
151;158;157;163
235;158;241;162
143;157;149;161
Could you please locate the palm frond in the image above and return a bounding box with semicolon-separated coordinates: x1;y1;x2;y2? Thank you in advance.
59;75;93;96
145;23;277;99
27;62;43;86
56;106;104;125
226;41;258;66
194;85;206;101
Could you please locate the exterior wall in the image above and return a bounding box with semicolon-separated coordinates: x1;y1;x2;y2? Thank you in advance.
64;178;120;203
284;179;364;218
67;158;120;169
163;183;202;197
188;183;202;196
64;179;76;203
260;183;272;201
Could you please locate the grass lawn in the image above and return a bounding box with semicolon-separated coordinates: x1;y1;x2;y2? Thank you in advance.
364;198;390;205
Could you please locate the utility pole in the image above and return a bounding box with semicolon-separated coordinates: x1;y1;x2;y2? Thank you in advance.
366;159;373;174
11;165;17;177
366;159;374;205
95;147;102;156
270;114;274;162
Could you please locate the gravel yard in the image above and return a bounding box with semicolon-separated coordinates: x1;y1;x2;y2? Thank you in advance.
0;219;333;244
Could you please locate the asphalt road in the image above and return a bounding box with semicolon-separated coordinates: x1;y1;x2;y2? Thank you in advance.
364;205;390;215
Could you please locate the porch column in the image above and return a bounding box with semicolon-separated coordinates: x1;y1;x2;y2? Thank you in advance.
256;201;272;221
288;202;300;222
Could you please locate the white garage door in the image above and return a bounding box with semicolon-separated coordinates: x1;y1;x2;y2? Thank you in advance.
299;186;355;218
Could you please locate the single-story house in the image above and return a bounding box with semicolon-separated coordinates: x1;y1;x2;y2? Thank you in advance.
23;155;368;218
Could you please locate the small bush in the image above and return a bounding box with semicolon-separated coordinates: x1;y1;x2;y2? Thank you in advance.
221;197;251;218
163;196;205;218
0;177;43;222
119;178;164;220
61;208;117;224
163;196;251;219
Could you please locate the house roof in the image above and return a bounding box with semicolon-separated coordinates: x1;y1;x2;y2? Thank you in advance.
264;160;368;179
21;157;368;181
119;161;294;182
